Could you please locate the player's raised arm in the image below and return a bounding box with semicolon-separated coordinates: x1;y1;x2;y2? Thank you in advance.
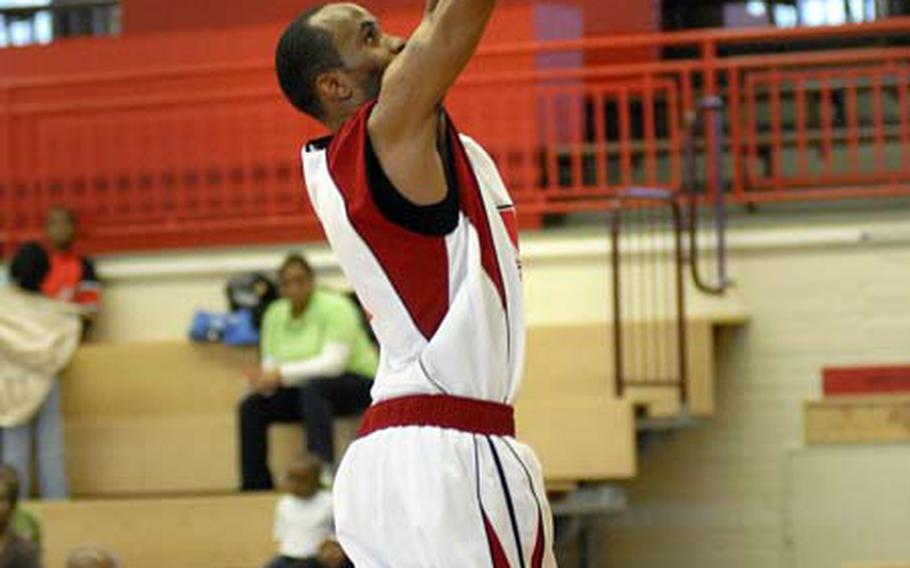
374;0;495;128
366;0;496;206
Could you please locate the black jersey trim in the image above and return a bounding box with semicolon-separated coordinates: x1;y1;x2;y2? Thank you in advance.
363;123;460;236
305;136;333;152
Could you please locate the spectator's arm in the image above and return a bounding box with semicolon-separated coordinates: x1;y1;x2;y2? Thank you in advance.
75;258;101;313
259;304;280;365
278;342;351;387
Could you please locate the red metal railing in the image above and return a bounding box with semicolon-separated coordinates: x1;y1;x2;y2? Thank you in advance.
3;17;910;254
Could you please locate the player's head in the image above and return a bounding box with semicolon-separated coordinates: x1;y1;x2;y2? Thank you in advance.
45;206;77;251
276;3;406;129
278;253;315;310
285;453;323;499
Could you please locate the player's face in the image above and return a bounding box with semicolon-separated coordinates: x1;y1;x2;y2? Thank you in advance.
313;3;406;103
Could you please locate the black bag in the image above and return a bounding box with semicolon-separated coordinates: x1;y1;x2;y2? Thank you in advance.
225;273;279;331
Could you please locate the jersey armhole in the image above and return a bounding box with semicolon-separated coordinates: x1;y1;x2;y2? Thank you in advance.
363;114;460;236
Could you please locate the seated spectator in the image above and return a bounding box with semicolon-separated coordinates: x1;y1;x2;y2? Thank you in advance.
240;254;377;490
41;207;101;336
0;243;82;499
265;455;351;568
0;462;41;567
0;467;42;550
66;548;120;568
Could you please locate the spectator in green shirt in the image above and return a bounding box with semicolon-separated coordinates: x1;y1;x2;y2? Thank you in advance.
240;254;377;491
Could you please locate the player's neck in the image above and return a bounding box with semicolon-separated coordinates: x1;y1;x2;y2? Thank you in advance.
325;115;347;133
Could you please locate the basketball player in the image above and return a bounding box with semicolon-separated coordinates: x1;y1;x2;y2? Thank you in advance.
276;2;557;566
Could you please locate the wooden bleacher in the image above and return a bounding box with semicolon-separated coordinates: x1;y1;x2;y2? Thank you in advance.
804;395;910;444
60;340;637;497
45;295;746;563
29;494;277;568
60;294;746;497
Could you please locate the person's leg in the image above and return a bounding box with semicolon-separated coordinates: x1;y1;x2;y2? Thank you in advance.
324;374;373;417
239;388;301;491
297;374;371;465
34;379;68;499
0;423;34;499
297;379;337;465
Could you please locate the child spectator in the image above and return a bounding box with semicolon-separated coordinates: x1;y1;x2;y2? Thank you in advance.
65;548;120;568
0;462;40;567
41;207;101;335
265;455;351;568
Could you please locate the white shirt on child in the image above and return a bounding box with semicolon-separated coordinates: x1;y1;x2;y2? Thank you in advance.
274;490;334;559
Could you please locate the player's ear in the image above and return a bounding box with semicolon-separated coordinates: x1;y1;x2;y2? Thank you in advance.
316;70;353;105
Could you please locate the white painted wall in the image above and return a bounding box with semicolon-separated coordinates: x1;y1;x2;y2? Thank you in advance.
786;446;910;568
601;210;910;568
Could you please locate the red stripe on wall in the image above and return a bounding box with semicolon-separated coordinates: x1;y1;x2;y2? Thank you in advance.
823;366;910;396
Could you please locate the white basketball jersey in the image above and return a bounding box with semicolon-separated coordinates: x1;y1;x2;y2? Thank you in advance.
302;102;524;404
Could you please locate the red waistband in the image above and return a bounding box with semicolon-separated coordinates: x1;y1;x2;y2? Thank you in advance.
357;395;515;438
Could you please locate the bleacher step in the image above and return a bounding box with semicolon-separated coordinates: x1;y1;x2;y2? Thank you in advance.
28;494;278;568
805;395;910;444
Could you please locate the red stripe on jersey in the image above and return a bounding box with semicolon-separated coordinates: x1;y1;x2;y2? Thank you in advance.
499;207;519;250
446;120;507;309
326;104;449;340
530;512;545;568
483;510;512;568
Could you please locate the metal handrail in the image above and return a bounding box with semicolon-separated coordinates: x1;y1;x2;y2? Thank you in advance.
685;97;733;296
610;189;688;406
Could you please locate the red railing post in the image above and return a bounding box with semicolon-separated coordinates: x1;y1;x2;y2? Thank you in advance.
727;65;745;200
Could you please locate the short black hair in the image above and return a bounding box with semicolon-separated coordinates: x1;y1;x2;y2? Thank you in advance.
10;242;49;292
275;5;344;120
279;253;314;279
